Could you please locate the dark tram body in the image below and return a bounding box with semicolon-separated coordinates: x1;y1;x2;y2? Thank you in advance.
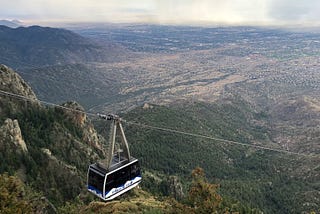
87;156;141;201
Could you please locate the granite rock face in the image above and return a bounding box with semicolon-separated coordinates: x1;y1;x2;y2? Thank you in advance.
0;118;27;153
0;64;38;100
0;64;40;116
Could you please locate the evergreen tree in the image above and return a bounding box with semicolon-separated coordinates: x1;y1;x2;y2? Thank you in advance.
0;173;32;213
188;167;222;213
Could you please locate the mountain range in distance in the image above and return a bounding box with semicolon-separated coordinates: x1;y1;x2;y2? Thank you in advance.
0;25;130;69
1;24;320;115
0;25;139;110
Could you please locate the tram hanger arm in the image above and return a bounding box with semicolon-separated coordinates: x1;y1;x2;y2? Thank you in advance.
97;113;131;167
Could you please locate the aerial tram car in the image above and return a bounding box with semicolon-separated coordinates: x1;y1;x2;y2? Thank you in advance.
87;114;141;201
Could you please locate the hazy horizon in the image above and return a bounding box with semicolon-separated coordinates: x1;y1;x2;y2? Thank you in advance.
2;0;320;27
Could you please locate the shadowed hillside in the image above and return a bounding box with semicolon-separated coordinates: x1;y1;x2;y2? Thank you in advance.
0;25;128;69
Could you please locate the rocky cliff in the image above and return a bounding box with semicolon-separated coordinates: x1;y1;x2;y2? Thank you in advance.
0;64;37;99
0;64;106;208
0;64;39;116
0;118;27;153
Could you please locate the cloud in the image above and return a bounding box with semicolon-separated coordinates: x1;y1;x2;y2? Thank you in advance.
153;0;270;25
0;0;154;22
267;0;320;24
152;0;320;25
1;0;320;26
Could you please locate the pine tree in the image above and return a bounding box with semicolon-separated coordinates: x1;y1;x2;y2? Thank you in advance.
188;167;222;213
0;173;32;213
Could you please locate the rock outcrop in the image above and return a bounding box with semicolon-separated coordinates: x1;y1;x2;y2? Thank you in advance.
168;176;184;200
0;64;38;100
0;118;27;152
59;101;106;153
0;64;108;207
0;64;39;116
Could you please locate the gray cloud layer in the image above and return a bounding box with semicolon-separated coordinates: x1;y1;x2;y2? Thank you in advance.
268;0;320;22
1;0;320;26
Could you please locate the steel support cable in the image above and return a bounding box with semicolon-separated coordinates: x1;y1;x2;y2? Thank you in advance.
0;89;318;158
0;89;97;117
124;121;318;158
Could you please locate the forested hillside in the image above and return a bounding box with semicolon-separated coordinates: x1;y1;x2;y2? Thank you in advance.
0;64;105;211
20;64;121;108
1;64;319;213
0;64;263;213
122;101;319;213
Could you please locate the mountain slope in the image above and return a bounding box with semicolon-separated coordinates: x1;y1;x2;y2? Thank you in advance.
0;25;127;69
19;64;121;109
0;25;134;109
0;64;260;213
0;64;106;206
0;64;39;117
121;101;320;213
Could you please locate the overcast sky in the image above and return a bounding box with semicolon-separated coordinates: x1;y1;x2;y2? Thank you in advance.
2;0;320;26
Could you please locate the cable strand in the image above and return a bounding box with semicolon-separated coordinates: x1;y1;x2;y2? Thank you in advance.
124;121;316;158
0;89;318;158
0;89;97;117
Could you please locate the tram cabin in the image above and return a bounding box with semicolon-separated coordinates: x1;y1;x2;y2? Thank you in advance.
87;156;141;201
